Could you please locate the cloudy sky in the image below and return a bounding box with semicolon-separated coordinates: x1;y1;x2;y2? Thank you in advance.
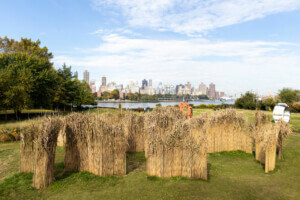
1;0;300;95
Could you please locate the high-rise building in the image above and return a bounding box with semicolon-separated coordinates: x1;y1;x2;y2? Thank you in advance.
208;82;216;99
83;70;89;84
220;92;225;97
186;82;192;90
149;79;152;87
199;82;207;95
74;71;78;79
142;79;148;89
176;84;184;94
102;75;106;86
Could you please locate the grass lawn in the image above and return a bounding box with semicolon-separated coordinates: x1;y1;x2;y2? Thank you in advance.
0;109;299;200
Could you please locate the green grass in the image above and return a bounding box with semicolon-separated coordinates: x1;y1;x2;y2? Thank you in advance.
0;109;299;199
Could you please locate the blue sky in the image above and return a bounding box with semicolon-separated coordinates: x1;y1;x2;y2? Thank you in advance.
1;0;300;95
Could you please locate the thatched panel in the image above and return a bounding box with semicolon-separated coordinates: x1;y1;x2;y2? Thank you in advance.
33;117;62;189
64;113;127;177
145;110;207;180
20;125;38;173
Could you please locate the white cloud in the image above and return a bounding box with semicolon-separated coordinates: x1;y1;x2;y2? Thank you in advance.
91;0;300;35
54;34;300;94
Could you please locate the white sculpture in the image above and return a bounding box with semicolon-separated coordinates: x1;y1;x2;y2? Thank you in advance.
273;103;290;123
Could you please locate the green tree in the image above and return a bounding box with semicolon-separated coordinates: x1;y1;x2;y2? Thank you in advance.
53;63;77;110
0;37;57;109
0;37;53;59
0;64;33;118
261;97;276;110
101;91;111;100
110;89;120;100
72;79;96;107
278;88;297;103
235;91;257;110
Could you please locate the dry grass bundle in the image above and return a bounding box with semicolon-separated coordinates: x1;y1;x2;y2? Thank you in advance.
123;112;145;152
253;111;291;172
254;111;270;128
144;106;186;157
276;119;292;160
20;124;39;173
145;108;207;180
64;113;89;172
64;113;127;176
205;109;252;153
258;124;279;173
33;116;62;189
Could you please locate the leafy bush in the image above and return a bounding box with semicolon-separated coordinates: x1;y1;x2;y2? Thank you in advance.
0;128;20;142
235;91;257;110
290;102;300;113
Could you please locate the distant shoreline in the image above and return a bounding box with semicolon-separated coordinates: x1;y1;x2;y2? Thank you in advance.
96;99;220;103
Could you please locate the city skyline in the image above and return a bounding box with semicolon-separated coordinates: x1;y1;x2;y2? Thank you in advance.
81;71;227;98
1;0;299;95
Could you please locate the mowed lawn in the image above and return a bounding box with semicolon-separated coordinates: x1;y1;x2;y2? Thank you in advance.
0;109;300;200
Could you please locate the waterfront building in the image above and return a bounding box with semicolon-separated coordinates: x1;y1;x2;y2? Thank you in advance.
176;84;185;94
208;82;216;99
157;82;163;94
142;79;148;89
177;85;191;95
186;82;192;90
199;82;207;95
83;70;89;84
149;79;152;87
102;75;106;86
74;71;78;79
129;81;140;93
164;84;176;94
107;82;117;92
90;85;96;93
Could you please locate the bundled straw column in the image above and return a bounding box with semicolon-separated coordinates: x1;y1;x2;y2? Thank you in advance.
20;125;38;173
145;107;207;180
33;117;62;189
205;109;253;154
64;113;127;176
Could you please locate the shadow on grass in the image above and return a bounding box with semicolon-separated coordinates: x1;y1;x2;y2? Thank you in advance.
126;152;146;174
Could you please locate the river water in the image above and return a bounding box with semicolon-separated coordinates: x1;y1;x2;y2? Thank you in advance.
97;100;235;109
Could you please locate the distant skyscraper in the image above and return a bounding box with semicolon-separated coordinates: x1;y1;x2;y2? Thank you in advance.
208;82;216;99
176;84;184;94
102;75;106;86
142;79;148;89
199;82;207;95
74;71;78;79
83;70;89;84
149;79;152;87
186;82;192;90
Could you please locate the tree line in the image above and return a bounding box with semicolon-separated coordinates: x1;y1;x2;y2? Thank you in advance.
97;91;208;101
235;89;300;112
0;37;95;118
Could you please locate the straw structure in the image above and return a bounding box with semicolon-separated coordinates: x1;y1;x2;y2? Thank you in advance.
64;113;127;176
145;107;207;180
205;109;253;154
123;112;145;152
276;119;292;160
20;124;38;173
33;116;62;189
